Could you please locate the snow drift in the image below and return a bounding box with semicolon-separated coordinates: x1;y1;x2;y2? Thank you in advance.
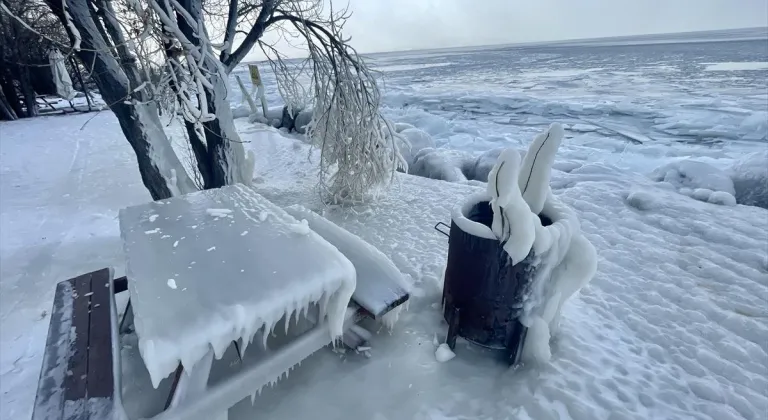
730;150;768;209
651;159;738;206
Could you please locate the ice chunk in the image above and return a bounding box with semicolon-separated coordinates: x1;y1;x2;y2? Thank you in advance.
288;219;310;235
241;230;248;236
394;122;415;133
396;128;436;167
520;316;551;363
465;148;515;182
486;148;535;265
518;123;565;214
173;240;179;248
729;150;768;209
703;61;768;71
626;189;657;211
409;148;470;183
692;188;715;202
708;191;737;206
434;343;456;363
145;228;160;234
149;214;159;222
207;246;216;252
651;159;735;196
206;208;233;218
167;279;177;289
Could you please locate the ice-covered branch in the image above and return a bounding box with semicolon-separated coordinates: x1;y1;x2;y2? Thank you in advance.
223;0;278;72
61;0;81;50
219;0;239;59
261;3;404;203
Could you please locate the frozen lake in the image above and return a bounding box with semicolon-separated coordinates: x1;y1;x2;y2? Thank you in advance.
235;27;767;174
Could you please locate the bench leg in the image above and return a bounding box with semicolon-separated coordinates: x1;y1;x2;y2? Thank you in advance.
168;349;228;420
120;299;134;334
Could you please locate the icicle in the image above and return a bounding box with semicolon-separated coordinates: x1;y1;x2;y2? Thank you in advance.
250;393;256;405
319;292;331;321
300;296;310;323
261;322;269;349
239;337;249;358
292;301;301;326
284;311;291;335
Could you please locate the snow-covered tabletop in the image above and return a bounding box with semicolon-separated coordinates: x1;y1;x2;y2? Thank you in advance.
118;184;356;388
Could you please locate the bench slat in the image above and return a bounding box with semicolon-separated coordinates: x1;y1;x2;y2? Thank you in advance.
86;269;114;402
63;273;91;420
34;269;118;420
33;281;75;420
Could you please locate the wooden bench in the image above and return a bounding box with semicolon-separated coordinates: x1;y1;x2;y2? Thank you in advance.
33;190;410;420
32;268;126;420
33;266;408;419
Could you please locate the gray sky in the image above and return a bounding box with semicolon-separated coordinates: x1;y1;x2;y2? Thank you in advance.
248;0;767;59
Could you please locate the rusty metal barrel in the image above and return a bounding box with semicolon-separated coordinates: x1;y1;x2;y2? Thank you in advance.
438;200;551;365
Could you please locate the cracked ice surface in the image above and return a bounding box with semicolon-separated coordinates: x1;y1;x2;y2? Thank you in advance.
119;184;356;388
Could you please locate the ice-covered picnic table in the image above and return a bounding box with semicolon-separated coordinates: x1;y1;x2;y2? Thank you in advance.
118;184;356;419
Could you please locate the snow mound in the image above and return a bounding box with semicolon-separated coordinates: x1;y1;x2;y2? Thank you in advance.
707;190;737;206
232;104;252;119
409;148;469;183
651;159;737;206
465;148;504;182
730;150;768;209
294;109;314;134
434;343;456;363
396;128;436;167
626;189;658;211
394;122;415;133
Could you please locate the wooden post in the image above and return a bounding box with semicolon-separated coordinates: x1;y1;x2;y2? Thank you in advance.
235;75;258;114
70;57;92;112
248;64;268;118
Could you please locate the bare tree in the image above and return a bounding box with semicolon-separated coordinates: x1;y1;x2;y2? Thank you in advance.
0;0;67;119
4;0;402;202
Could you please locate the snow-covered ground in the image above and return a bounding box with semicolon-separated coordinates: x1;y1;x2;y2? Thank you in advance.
2;32;768;420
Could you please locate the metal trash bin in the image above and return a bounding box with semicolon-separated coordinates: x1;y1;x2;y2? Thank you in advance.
438;200;552;365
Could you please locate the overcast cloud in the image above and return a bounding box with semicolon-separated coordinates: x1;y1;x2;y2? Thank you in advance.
247;0;767;59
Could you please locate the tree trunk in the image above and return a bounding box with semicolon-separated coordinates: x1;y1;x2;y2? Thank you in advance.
7;8;37;118
0;86;17;120
161;37;214;189
44;0;197;201
18;66;38;118
175;0;252;188
0;73;23;118
71;57;92;111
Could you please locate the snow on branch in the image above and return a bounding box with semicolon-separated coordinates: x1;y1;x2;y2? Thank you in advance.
61;0;81;50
